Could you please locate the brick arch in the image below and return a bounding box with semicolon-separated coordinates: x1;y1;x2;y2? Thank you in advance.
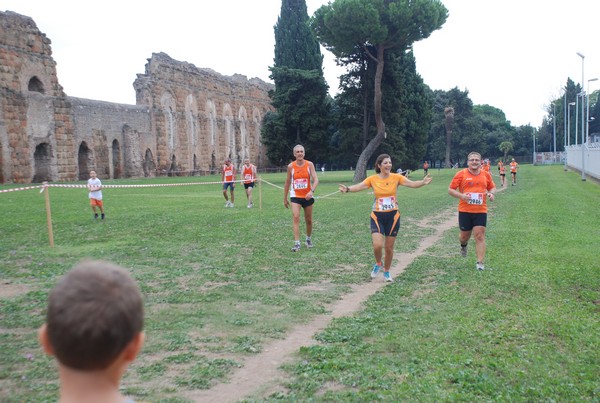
222;103;235;163
205;100;217;171
252;107;264;167
19;64;57;96
112;139;122;179
185;93;199;171
78;141;92;180
33;142;52;182
238;106;249;160
0;100;5;183
160;91;177;153
143;149;156;177
28;76;45;93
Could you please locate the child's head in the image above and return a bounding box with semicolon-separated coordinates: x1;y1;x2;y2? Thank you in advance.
41;260;144;370
89;170;97;179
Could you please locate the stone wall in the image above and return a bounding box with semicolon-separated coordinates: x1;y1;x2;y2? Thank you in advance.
0;10;274;183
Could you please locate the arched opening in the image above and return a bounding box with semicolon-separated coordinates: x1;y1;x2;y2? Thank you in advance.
78;142;92;180
33;143;52;182
28;76;45;93
0;140;4;183
112;139;122;179
143;149;155;177
168;155;177;177
211;150;216;174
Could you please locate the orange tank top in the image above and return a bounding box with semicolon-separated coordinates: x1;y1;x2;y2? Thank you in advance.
243;165;254;184
223;165;235;182
289;161;312;198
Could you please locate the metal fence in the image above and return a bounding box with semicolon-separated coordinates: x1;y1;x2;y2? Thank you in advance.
565;144;600;181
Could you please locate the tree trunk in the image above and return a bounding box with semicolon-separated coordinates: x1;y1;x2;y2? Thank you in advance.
353;45;386;183
444;106;455;168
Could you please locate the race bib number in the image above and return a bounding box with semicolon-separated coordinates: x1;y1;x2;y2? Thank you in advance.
294;178;308;190
376;196;397;211
244;174;253;181
225;169;233;177
467;192;483;205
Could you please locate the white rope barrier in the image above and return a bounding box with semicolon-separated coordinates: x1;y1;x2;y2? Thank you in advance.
0;185;44;193
258;178;340;199
0;178;256;193
2;177;341;200
260;178;284;190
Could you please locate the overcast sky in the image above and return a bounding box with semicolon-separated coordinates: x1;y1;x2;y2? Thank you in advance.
3;0;599;127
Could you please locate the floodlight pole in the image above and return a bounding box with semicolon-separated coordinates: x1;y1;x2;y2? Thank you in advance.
553;101;557;156
566;102;575;170
586;78;597;144
577;52;586;181
532;129;536;164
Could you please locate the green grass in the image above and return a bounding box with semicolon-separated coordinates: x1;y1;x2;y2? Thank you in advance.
1;166;598;402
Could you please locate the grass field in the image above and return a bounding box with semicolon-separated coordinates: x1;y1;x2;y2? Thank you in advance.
0;165;598;402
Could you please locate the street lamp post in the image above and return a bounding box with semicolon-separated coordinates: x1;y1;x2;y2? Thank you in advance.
532;129;536;165
553;101;557;157
576;52;586;181
566;101;576;170
568;102;575;146
586;78;598;144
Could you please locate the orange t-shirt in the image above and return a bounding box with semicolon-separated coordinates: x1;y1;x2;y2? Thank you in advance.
289;160;313;198
450;168;495;213
242;164;255;184
510;161;518;173
362;173;407;212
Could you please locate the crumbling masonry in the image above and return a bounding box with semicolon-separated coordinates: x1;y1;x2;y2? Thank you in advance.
0;10;274;183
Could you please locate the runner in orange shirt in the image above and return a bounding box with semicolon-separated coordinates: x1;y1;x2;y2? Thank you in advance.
339;154;432;282
221;158;236;207
448;151;496;271
482;159;490;173
509;158;519;186
241;158;257;208
283;145;319;252
498;160;506;187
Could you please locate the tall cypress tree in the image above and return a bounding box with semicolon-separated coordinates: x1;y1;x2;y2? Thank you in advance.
274;0;322;70
262;0;332;165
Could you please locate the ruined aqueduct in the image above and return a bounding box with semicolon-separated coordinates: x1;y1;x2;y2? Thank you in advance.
0;10;274;183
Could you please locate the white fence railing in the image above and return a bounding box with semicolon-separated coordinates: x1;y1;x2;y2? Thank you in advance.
565;144;600;181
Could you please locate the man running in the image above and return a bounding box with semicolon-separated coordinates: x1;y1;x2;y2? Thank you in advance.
448;151;496;271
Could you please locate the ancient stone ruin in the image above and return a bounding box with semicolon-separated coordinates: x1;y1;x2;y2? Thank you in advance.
0;10;274;183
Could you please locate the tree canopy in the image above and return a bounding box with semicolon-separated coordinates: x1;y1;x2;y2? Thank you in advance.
262;0;332;165
311;0;448;181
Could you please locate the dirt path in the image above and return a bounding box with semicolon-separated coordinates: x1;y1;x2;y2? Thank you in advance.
187;208;458;402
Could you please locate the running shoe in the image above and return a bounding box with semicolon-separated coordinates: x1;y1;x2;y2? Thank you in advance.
101;213;105;220
291;242;301;252
247;203;253;208
225;201;231;208
305;237;313;248
229;203;234;208
384;271;393;282
371;263;382;278
476;262;485;271
94;213;98;220
460;244;467;257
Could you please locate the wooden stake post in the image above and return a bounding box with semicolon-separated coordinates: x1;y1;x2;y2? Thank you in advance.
42;182;54;247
